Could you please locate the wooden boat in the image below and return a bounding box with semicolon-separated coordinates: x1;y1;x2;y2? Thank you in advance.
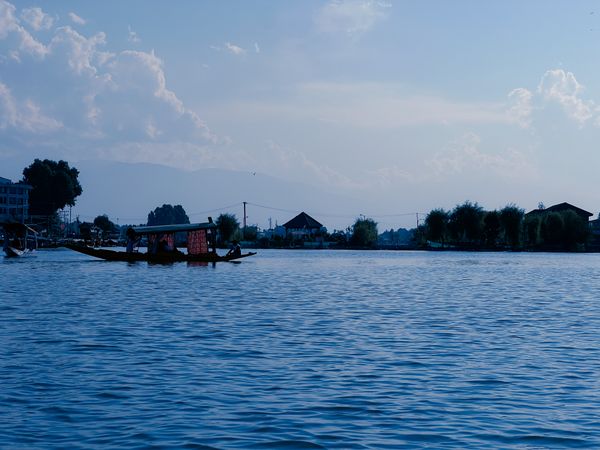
2;222;38;258
64;220;256;263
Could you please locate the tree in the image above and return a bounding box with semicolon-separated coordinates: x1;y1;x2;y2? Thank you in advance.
22;159;82;216
93;214;117;236
561;210;589;248
215;213;240;243
483;210;501;248
147;204;190;226
350;217;378;248
541;212;564;245
448;201;484;245
425;209;449;247
499;204;524;248
524;215;541;246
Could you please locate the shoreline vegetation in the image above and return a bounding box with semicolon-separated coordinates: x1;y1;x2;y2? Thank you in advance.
4;160;600;253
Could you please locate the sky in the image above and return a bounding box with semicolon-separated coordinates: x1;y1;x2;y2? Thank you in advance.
2;0;600;229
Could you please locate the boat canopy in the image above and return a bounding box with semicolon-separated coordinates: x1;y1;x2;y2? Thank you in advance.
1;222;37;234
131;222;216;235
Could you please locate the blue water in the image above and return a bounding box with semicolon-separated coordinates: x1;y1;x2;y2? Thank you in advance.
2;249;600;448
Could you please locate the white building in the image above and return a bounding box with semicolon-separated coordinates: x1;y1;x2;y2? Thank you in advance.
0;177;32;223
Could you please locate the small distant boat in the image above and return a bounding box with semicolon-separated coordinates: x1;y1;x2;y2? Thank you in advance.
64;220;256;263
1;222;38;258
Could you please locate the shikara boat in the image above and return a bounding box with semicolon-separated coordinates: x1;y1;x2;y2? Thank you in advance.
2;222;38;257
64;221;256;263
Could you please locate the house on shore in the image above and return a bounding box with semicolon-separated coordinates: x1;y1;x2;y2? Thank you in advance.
0;177;32;223
525;202;593;222
283;212;324;240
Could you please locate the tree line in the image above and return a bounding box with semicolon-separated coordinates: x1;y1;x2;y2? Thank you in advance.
421;201;590;251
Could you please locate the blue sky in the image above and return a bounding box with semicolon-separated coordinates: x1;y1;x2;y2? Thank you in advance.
2;0;600;228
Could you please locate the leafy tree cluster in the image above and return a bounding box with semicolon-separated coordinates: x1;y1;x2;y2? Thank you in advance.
350;217;378;248
22;159;82;216
215;213;240;244
524;210;589;250
147;204;190;226
424;201;589;250
93;214;118;237
424;201;525;249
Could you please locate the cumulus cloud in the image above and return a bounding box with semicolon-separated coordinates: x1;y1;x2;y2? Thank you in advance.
0;0;216;167
68;12;86;26
537;69;594;126
0;81;62;132
21;7;53;31
0;0;48;57
315;0;391;36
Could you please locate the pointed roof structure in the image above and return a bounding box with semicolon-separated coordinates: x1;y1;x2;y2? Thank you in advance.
526;202;593;219
283;212;323;230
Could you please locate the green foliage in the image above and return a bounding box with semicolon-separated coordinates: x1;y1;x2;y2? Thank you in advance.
22;159;82;216
93;214;117;235
483;210;501;247
524;215;541;246
561;210;589;247
499;204;524;248
425;209;449;246
147;204;190;226
541;212;564;244
243;225;258;241
215;213;240;243
449;201;484;244
350;217;378;248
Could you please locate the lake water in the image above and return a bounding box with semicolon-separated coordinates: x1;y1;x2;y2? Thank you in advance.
2;249;600;449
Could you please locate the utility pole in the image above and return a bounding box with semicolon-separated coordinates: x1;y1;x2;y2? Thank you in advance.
269;217;272;230
243;201;247;237
416;212;420;228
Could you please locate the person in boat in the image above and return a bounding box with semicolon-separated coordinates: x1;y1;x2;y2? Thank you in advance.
227;240;241;257
126;227;138;253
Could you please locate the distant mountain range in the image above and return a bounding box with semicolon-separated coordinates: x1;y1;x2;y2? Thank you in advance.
73;161;362;230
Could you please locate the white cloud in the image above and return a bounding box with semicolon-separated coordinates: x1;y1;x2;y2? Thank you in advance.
254;42;260;53
507;88;533;129
315;0;391;37
0;0;48;57
50;26;109;76
537;69;594;126
225;42;245;56
21;7;54;31
0;81;62;132
128;25;140;44
68;12;86;26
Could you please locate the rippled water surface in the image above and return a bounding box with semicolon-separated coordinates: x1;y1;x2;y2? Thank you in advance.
2;249;600;448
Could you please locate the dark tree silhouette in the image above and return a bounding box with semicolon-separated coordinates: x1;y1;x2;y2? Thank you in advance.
483;210;501;248
449;201;484;245
147;204;190;226
216;213;240;243
93;214;117;235
22;159;82;216
499;204;524;248
350;217;378;248
425;208;449;247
